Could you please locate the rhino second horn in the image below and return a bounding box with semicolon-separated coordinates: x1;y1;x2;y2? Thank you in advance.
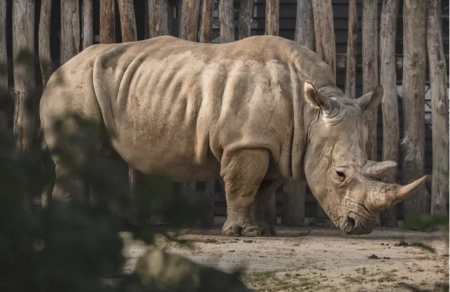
364;160;397;179
368;175;427;212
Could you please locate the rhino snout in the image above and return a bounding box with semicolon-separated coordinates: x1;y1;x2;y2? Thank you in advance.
341;215;374;235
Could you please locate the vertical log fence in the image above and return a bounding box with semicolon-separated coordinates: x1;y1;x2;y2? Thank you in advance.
379;0;399;228
402;0;429;220
427;0;449;216
1;0;447;227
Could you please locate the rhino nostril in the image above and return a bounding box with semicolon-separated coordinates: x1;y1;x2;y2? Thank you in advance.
344;217;356;234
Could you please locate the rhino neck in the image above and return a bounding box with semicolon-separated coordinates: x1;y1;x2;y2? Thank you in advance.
291;84;346;181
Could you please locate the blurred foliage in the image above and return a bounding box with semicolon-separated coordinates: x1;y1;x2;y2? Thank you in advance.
0;106;250;291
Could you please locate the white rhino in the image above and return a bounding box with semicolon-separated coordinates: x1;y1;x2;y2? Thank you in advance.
40;35;425;237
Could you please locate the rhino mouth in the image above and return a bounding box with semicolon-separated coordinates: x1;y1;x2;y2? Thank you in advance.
342;213;373;235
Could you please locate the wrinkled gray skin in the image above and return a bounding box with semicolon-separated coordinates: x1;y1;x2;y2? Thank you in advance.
40;35;425;237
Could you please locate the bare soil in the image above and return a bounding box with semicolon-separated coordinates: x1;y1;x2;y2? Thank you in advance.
121;224;449;292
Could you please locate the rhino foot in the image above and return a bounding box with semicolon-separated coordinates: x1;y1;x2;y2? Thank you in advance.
222;221;261;237
257;221;277;237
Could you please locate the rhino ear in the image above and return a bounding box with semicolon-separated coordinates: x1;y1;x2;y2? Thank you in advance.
304;81;336;114
356;85;384;112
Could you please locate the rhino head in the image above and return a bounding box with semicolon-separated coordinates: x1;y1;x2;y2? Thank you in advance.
302;81;425;235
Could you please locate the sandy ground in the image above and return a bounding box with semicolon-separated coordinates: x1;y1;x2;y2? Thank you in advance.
121;222;449;292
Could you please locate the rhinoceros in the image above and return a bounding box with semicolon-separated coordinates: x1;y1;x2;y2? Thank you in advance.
40;35;426;237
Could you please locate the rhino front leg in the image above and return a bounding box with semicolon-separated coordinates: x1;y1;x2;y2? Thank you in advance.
221;148;270;237
252;178;286;236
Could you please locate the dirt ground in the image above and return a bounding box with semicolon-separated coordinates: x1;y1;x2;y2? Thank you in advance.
121;221;449;292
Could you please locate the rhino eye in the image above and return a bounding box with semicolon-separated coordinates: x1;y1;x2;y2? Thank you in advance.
335;170;346;181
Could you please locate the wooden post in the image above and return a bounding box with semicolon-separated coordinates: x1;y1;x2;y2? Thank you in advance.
147;0;173;225
13;0;35;152
263;0;280;226
177;0;202;226
295;0;314;47
39;0;53;86
311;0;336;78
345;0;357;100
238;0;253;40
82;0;93;50
402;0;429;219
379;0;399;228
280;0;314;227
117;0;140;221
311;0;335;220
100;0;115;44
200;0;214;43
282;180;305;226
118;0;137;42
179;0;201;42
219;0;234;43
427;0;448;215
148;0;169;38
265;0;279;36
0;0;7;132
0;1;6;90
362;0;378;162
60;0;80;65
198;0;216;227
13;0;35;213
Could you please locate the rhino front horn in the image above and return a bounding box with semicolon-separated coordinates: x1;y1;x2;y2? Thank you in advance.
368;176;427;212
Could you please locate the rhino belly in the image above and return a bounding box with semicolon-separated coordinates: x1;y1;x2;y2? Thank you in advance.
106;126;222;183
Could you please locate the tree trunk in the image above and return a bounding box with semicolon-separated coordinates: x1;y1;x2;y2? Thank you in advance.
0;0;7;132
39;0;53;85
379;0;399;228
362;0;378;162
60;0;80;65
82;0;93;49
13;1;35;213
200;0;214;43
148;0;169;38
238;0;253;40
345;0;357;100
281;0;315;227
402;0;429;220
265;0;279;36
219;0;234;43
311;0;336;78
118;0;137;42
100;0;115;44
179;0;201;42
427;0;448;216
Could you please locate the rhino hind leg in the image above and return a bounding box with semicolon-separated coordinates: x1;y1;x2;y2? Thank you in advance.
252;178;286;236
220;148;270;237
42;112;102;203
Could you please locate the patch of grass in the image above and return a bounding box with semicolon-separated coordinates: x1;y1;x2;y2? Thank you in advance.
241;271;325;292
344;275;365;284
377;271;397;283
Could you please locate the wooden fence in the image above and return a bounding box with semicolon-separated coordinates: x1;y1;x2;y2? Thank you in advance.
0;0;448;228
